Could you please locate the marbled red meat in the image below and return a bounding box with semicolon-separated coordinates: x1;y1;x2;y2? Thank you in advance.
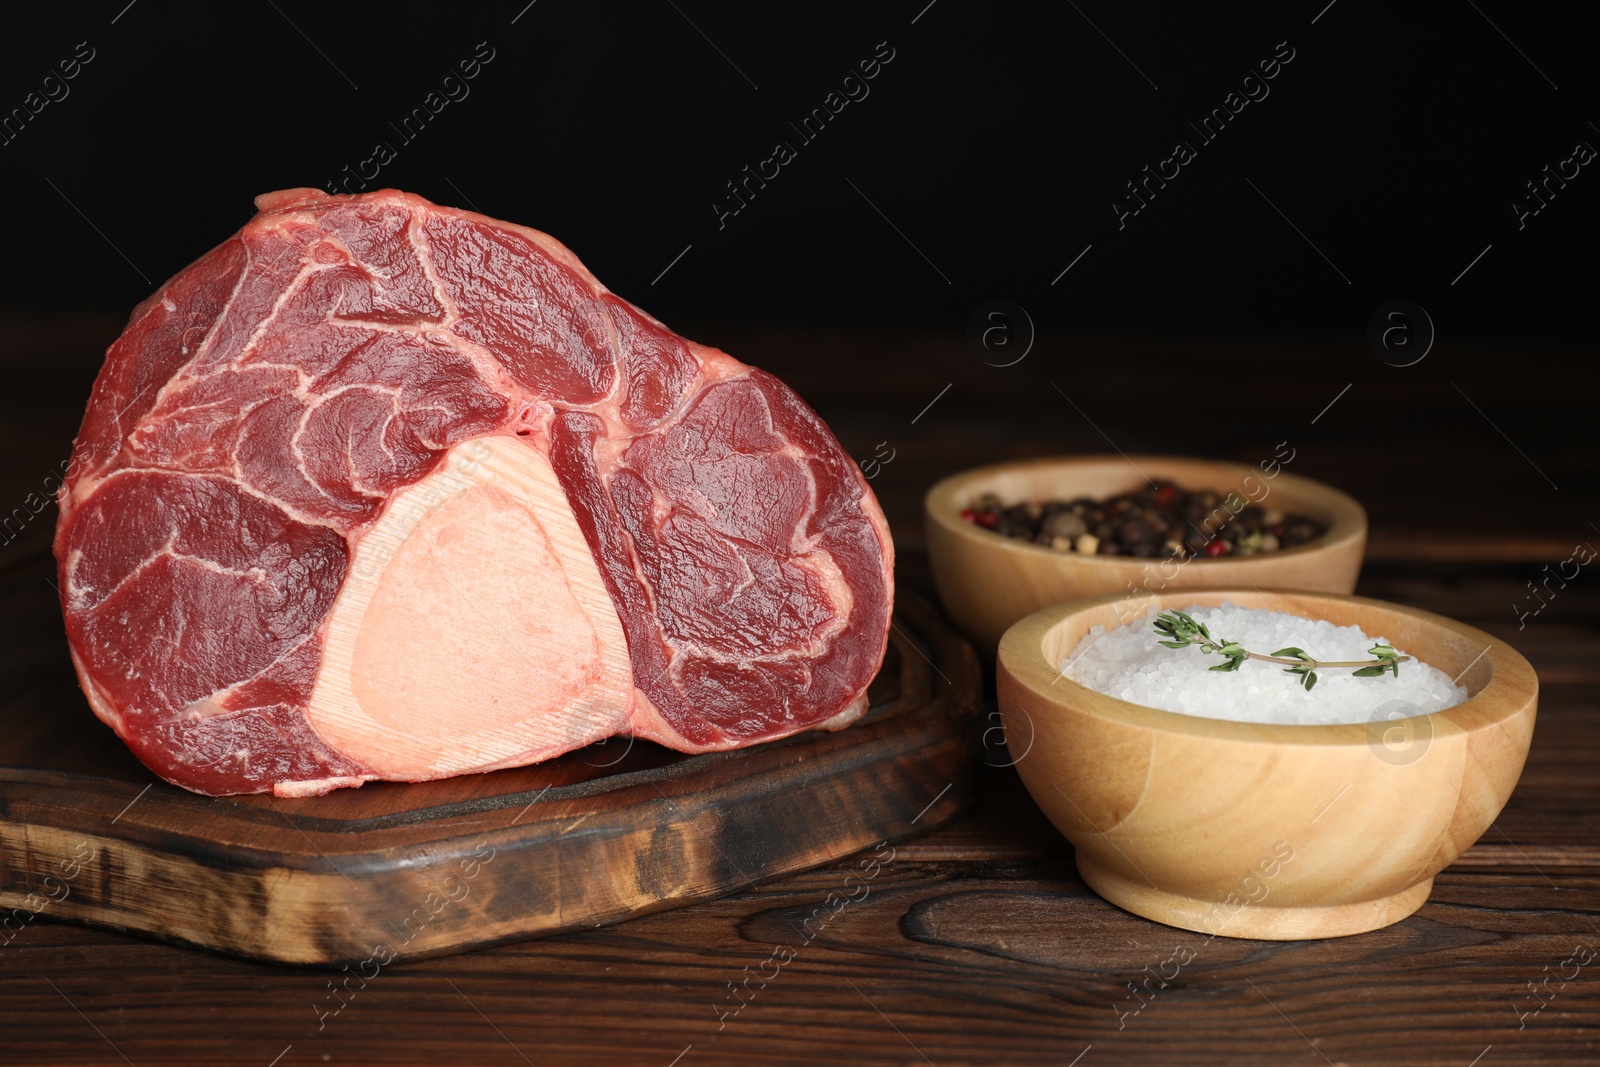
54;188;893;796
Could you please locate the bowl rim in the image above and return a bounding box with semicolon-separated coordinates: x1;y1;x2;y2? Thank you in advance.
998;587;1538;747
924;454;1367;568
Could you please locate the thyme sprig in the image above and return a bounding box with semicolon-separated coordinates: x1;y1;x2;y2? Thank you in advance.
1152;610;1410;692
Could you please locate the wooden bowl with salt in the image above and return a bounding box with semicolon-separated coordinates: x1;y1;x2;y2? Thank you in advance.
924;455;1366;661
996;588;1538;940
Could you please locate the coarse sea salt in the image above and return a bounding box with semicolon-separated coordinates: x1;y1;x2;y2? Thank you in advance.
1062;602;1468;725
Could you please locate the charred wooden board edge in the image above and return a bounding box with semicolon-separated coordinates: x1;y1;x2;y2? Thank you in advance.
10;725;976;967
0;591;981;965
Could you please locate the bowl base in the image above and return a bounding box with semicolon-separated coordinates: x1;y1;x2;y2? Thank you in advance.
1076;856;1433;940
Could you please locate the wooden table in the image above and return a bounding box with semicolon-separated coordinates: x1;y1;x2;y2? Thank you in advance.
2;319;1595;1065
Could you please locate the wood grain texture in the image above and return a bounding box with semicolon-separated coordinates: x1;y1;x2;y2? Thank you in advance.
1;321;1596;1066
0;553;980;965
999;589;1539;939
925;455;1366;658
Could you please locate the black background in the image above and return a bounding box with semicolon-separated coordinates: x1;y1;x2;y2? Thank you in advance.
0;1;1592;340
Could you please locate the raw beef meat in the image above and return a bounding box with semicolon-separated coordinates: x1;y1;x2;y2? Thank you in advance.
53;188;893;797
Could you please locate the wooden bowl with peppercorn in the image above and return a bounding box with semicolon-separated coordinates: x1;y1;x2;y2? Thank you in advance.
924;455;1366;660
996;588;1538;939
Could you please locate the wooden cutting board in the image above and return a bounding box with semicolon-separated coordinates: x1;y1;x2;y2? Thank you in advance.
0;551;979;966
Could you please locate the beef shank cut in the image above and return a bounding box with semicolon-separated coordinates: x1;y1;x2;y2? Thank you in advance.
54;188;893;797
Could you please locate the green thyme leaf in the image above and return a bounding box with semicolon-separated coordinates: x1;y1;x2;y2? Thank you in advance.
1152;614;1406;691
